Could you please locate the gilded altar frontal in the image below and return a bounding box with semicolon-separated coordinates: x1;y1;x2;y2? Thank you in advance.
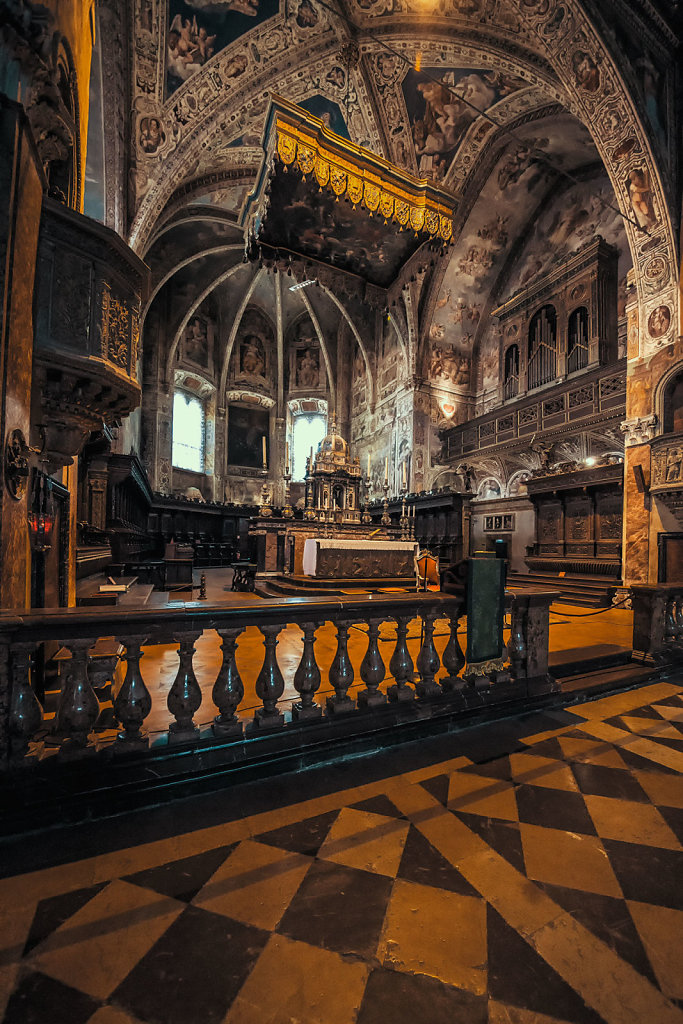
0;1;682;1021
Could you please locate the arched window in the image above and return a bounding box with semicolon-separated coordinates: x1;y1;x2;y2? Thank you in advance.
527;305;557;390
503;344;519;400
292;413;326;482
663;370;683;434
172;391;205;472
568;307;589;374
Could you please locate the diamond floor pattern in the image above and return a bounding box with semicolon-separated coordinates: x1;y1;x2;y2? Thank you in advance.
2;679;683;1023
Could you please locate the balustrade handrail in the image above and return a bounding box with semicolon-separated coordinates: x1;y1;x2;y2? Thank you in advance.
0;592;460;644
2;588;559;775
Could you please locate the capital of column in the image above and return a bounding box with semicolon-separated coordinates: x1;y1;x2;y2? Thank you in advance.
620;415;657;447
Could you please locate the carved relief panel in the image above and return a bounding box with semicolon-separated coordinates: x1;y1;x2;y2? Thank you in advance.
564;495;593;557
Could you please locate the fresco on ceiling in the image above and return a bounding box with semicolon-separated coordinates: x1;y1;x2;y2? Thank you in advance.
402;67;525;182
428;116;598;374
189;185;249;213
297;96;350;140
166;0;279;96
504;175;632;299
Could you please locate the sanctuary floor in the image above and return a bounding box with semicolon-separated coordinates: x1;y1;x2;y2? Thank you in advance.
2;679;683;1023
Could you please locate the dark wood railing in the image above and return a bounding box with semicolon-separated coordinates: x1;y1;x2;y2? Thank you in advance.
1;590;557;774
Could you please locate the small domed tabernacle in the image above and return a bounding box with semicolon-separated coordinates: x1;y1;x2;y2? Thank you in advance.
308;417;361;523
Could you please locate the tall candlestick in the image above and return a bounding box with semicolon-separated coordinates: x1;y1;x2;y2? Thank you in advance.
262;435;267;469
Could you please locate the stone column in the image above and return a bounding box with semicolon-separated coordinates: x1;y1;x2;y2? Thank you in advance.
620;280;656;587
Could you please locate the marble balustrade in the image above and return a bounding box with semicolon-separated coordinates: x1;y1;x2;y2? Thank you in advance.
631;584;683;663
1;591;556;768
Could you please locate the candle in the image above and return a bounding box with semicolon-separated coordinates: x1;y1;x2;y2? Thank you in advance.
402;461;407;487
285;441;289;471
262;435;267;468
384;457;388;482
366;452;370;477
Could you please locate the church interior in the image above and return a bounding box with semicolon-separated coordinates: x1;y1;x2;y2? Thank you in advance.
1;0;683;1021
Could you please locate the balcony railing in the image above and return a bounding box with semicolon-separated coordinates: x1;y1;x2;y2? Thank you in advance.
441;361;626;462
1;591;557;805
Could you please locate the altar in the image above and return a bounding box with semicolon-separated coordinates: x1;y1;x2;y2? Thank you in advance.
303;538;418;579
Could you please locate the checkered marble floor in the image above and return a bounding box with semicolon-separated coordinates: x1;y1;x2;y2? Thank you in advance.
2;680;683;1024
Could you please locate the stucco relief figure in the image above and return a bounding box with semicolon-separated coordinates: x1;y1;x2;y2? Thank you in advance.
140;117;165;154
666;449;682;482
296;0;318;26
627;168;657;229
572;50;600;92
240;334;266;376
183;318;209;366
648;304;670;339
296;348;320;388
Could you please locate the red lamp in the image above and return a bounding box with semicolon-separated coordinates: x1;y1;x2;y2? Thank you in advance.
27;471;56;553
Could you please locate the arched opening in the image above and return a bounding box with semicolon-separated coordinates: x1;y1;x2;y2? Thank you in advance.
172;390;205;473
528;305;557;390
567;307;589;374
663;370;683;434
291;411;327;482
503;344;519;400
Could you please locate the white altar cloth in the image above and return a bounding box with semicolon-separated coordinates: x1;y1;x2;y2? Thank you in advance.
303;538;418;577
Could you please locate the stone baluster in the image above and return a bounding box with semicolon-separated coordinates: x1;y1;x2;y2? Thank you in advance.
167;631;203;743
57;638;100;752
416;609;441;698
293;621;322;721
254;625;285;728
358;618;387;708
388;615;415;702
212;628;245;738
8;642;42;758
664;598;677;642
327;619;355;714
114;635;152;750
508;600;527;678
441;604;465;689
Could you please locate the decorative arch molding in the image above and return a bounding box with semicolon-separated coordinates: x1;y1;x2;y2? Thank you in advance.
143;245;244;320
165;262;253;381
128;23;562;254
225;390;275;410
318;285;375;410
653;358;683;435
174;368;215;400
298;291;336;413
509;0;678;344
